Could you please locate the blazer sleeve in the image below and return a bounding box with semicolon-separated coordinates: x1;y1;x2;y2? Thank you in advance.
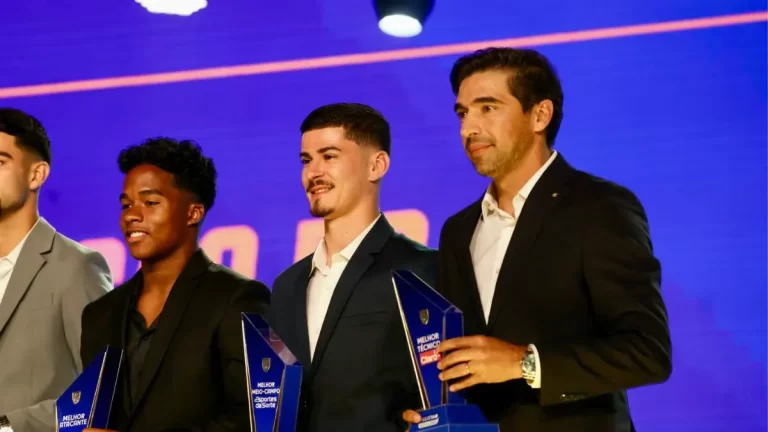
205;280;271;432
4;250;112;432
536;187;672;406
64;250;113;370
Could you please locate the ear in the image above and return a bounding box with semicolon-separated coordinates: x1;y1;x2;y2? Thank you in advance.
187;203;206;227
532;99;554;134
368;150;390;183
28;161;50;192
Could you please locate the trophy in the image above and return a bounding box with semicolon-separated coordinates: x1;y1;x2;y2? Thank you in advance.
55;345;123;431
392;270;499;431
241;313;303;432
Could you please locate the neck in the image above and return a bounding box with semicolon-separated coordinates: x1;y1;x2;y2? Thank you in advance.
323;200;379;261
493;144;552;213
139;240;198;295
0;201;39;258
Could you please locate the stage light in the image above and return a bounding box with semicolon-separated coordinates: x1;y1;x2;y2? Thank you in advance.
374;0;435;37
135;0;207;16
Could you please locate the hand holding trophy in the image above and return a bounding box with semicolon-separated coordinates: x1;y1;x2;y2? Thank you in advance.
392;270;499;431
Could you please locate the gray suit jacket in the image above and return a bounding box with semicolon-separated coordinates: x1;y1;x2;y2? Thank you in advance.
0;218;112;432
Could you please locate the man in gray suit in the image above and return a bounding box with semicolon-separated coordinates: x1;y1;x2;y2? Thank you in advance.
0;108;112;432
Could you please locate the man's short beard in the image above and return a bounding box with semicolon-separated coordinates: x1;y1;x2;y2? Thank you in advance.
310;204;333;218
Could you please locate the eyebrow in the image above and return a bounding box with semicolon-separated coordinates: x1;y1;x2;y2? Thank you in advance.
454;96;504;112
0;151;13;159
119;189;164;200
299;146;342;158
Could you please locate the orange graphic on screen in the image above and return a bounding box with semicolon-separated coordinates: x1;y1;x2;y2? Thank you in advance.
293;209;429;262
80;209;429;284
200;224;259;279
79;237;127;287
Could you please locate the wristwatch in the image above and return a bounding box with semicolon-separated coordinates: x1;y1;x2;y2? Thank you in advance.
521;345;537;384
0;415;12;432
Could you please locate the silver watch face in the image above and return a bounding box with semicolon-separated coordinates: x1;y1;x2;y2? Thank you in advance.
522;352;536;374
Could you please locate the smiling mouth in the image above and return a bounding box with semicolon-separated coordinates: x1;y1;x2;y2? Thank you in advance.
309;186;332;196
468;144;492;156
125;231;148;242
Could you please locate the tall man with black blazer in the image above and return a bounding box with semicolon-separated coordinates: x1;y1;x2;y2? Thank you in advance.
403;48;672;431
80;138;271;432
0;108;112;432
268;103;438;432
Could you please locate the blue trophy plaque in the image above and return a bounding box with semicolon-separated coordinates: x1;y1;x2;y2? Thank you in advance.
392;270;499;431
242;313;303;432
55;345;123;431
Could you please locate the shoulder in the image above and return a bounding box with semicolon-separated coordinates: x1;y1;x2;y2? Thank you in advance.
50;231;110;271
47;232;112;298
273;255;312;292
205;263;270;300
82;281;128;323
387;233;438;261
438;197;482;245
569;170;647;215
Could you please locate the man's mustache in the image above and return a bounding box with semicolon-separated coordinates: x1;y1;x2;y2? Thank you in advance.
307;179;334;192
465;136;495;149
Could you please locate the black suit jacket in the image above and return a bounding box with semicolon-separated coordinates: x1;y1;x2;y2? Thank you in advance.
267;216;438;432
438;154;672;431
80;250;271;432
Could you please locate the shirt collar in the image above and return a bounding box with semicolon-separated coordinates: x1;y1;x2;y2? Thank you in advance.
310;214;381;275
481;150;558;219
2;218;40;265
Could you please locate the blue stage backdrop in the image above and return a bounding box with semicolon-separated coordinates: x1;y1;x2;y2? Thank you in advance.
1;1;766;430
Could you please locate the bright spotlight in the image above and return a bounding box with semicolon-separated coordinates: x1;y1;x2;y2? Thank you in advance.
374;0;435;38
136;0;207;16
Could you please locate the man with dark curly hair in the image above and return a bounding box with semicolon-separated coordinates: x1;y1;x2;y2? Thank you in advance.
80;137;271;432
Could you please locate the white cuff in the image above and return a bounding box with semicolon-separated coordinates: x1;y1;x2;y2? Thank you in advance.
527;344;541;389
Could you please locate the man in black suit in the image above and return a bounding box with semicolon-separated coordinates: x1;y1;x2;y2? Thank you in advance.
268;103;438;432
81;138;271;432
404;48;672;431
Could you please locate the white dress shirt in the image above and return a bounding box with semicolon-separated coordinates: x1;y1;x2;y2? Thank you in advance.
469;151;558;389
0;219;39;307
306;215;380;360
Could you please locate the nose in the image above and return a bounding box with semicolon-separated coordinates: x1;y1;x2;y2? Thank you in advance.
460;117;481;143
305;159;325;180
122;205;143;224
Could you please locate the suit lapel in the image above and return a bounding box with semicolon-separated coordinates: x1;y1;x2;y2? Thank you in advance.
292;260;312;368
486;154;574;331
454;200;488;335
129;250;212;418
114;274;142;350
307;216;393;376
0;218;55;336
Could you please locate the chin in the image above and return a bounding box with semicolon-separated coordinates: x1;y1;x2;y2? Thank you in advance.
310;207;334;218
126;244;157;262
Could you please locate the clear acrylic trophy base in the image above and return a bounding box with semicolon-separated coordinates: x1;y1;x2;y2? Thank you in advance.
409;404;499;431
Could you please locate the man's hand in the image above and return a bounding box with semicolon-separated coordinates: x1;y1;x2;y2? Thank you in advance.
401;409;421;429
437;335;528;392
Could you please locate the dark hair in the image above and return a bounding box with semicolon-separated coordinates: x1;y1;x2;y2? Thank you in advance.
0;108;52;164
300;103;391;155
450;48;564;147
118;137;217;211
